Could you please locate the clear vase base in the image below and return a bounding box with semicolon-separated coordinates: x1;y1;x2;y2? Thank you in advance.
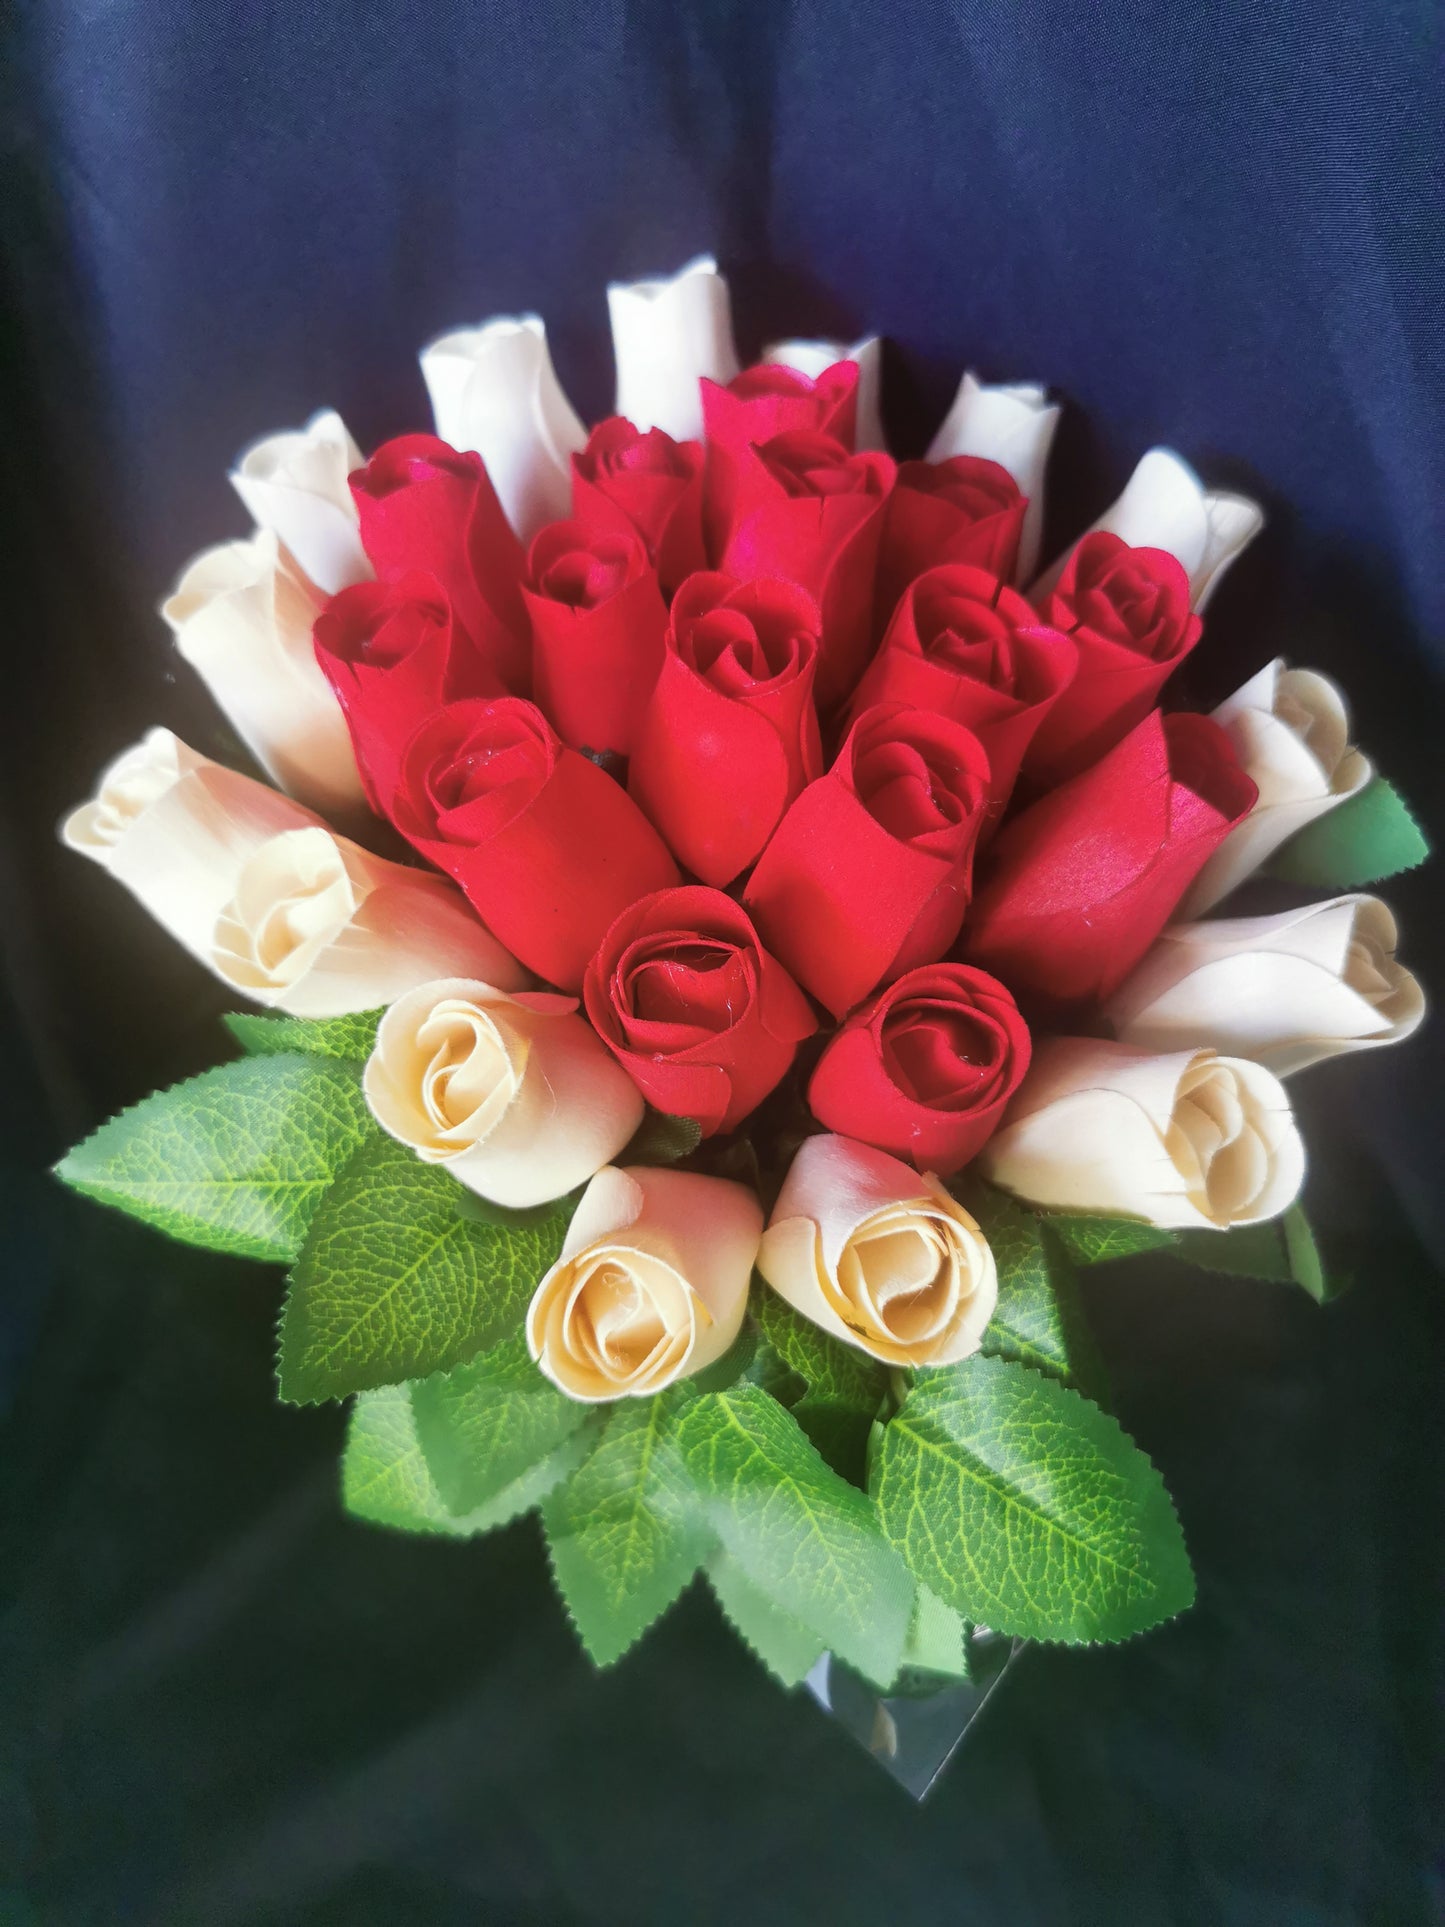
803;1629;1026;1799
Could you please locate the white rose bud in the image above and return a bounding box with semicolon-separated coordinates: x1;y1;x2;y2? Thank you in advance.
210;827;525;1015
765;333;886;452
1107;895;1425;1078
527;1166;760;1402
162;528;367;819
61;727;213;866
926;371;1061;581
1179;658;1372;916
758;1134;998;1369
65;743;523;1014
609;254;741;443
419;314;586;540
75;745;308;960
979;1038;1305;1229
364;978;644;1209
229;408;371;596
1032;446;1263;610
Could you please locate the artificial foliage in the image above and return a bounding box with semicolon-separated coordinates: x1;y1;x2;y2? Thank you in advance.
60;913;1404;1674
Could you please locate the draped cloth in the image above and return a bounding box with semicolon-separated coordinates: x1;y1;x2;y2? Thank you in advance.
1;2;1441;1917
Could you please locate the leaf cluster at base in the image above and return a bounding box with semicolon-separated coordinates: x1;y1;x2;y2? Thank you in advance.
341;1179;1210;1674
55;1008;1341;1680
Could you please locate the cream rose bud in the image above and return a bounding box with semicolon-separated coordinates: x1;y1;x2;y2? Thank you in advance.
610;254;741;443
61;727;213;865
210;827;528;1015
74;746;308;962
418;314;586;540
162;528;367;818
71;746;524;1013
926;370;1061;581
527;1166;760;1402
979;1038;1305;1229
1107;895;1425;1078
1179;658;1372;917
1032;446;1263;610
758;1135;998;1370
364;979;644;1209
229;408;371;596
765;333;886;452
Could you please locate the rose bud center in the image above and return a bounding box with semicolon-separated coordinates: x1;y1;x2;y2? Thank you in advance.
214;827;358;993
605;428;692;480
856;737;976;838
838;1207;970;1348
352;589;450;667
537;535;638;609
1164;1058;1285;1222
882;1003;1006;1105
685;607;799;691
622;936;753;1039
414;1003;520;1143
917;595;1021;685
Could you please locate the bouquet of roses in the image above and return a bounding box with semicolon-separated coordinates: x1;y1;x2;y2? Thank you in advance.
57;255;1428;1790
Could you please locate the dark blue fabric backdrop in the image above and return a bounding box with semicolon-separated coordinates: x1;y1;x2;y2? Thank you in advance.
2;3;1442;1921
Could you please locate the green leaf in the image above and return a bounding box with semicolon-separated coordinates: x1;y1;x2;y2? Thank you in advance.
343;1382;584;1536
224;1008;383;1061
968;1187;1077;1382
743;1336;807;1408
707;1551;823;1687
453;1187;581;1232
875;1356;1194;1645
542;1387;710;1665
674;1384;913;1686
1174;1220;1293;1281
1265;776;1430;888
898;1583;973;1683
689;1324;760;1394
1174;1204;1339;1302
754;1289;888;1413
55;1054;375;1263
1045;1213;1179;1265
410;1333;594;1514
788;1395;874;1485
277;1134;566;1403
618;1107;704;1166
1283;1203;1336;1301
753;1292;888;1481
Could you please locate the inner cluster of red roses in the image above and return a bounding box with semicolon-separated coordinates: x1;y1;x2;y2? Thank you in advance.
312;358;1257;1177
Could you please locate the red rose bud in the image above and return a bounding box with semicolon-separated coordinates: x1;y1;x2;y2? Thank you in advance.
808;962;1031;1174
570;418;706;597
1023;531;1203;786
744;702;992;1018
703;359;860;449
350;434;529;695
314;570;503;815
521;521;669;760
629;573;824;886
964;709;1257;1012
875;456;1027;630
390;697;679;991
701;360;860;562
847;564;1077;818
584;886;816;1136
720;430;896;710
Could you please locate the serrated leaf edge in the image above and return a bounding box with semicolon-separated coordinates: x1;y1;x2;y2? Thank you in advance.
539;1400;712;1669
881;1365;1196;1647
704;1554;821;1688
53;1053;370;1265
